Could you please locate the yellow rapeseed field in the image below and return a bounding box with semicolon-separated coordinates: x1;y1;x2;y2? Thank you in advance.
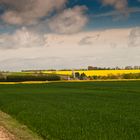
43;70;140;76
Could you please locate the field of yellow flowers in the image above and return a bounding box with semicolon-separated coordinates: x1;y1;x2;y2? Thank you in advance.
43;70;140;76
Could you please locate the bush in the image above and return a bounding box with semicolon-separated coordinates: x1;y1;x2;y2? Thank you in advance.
79;73;87;80
91;73;140;80
122;73;140;79
0;73;7;81
45;75;61;81
5;75;61;82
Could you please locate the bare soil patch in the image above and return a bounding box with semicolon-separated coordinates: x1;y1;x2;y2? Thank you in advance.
0;126;15;140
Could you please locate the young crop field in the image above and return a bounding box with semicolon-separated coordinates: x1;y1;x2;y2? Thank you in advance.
0;81;140;140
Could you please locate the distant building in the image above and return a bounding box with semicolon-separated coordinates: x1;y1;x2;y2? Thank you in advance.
88;66;98;70
125;66;133;70
134;66;140;69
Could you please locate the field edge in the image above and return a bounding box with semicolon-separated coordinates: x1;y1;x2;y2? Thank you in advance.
0;110;43;140
0;79;140;85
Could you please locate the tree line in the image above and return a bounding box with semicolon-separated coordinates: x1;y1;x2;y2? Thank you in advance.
73;72;140;80
0;74;61;82
88;66;140;70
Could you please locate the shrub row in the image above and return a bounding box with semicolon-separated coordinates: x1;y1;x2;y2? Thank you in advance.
0;75;61;82
89;73;140;80
73;73;140;80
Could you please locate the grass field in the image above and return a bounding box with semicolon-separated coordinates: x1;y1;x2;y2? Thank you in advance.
0;81;140;140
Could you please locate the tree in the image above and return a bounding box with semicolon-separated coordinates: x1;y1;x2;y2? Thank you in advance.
80;73;87;80
75;72;80;79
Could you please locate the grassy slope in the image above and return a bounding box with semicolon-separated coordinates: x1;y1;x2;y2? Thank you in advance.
0;81;140;140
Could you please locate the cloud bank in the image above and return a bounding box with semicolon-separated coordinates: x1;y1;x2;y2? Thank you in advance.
0;0;89;34
48;6;88;34
0;27;139;50
0;27;45;49
0;0;67;25
0;27;139;70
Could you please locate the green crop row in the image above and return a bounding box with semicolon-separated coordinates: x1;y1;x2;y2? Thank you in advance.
0;81;140;140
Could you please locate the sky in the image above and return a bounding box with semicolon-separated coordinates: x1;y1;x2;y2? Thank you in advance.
0;0;140;71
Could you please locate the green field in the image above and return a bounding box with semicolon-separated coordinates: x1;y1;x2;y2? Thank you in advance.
0;81;140;140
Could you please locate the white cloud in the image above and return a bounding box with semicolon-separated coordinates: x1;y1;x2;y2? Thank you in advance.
79;35;100;46
102;0;128;11
0;1;89;34
128;27;140;47
0;27;45;49
0;27;138;50
0;0;67;25
44;28;130;48
48;6;88;34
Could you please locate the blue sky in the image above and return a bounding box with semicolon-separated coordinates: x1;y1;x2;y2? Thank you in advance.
0;0;140;71
68;0;140;30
